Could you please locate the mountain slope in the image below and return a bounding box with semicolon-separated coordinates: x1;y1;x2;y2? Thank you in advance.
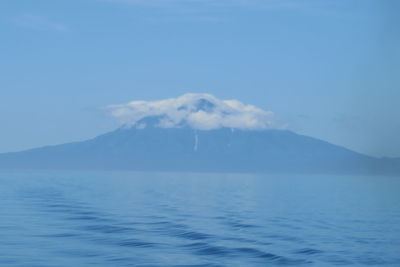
0;126;398;175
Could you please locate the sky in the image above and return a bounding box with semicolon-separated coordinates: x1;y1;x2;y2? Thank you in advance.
0;0;399;157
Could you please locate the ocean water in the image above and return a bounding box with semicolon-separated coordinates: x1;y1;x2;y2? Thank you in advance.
1;171;399;266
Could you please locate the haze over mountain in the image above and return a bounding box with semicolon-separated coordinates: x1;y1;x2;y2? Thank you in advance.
0;94;398;175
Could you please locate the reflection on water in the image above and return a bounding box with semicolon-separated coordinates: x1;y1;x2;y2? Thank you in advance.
1;171;400;266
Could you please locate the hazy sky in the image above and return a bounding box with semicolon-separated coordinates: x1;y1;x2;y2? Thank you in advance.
1;0;399;157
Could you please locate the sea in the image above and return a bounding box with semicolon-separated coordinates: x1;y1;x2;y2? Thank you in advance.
1;170;399;266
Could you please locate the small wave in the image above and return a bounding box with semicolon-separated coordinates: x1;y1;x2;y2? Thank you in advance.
182;242;231;256
227;221;259;229
56;248;101;258
234;247;310;265
183;242;309;265
195;245;232;256
39;233;80;238
177;231;213;240
80;224;133;234
264;233;303;243
117;238;156;248
294;248;324;255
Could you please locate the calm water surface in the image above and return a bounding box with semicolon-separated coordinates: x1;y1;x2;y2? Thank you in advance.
1;171;399;266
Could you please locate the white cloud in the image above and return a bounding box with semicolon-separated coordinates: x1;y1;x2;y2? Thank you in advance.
106;93;279;130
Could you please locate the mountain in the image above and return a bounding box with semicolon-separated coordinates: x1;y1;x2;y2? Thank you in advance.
0;125;399;175
1;94;399;175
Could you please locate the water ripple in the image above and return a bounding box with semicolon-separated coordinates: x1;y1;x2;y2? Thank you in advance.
2;171;399;266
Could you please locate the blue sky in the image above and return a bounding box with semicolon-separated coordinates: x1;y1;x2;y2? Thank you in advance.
0;0;399;157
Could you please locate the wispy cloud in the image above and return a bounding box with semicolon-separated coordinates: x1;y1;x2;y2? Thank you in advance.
95;0;315;23
97;0;335;21
99;0;302;9
106;93;280;130
12;14;69;32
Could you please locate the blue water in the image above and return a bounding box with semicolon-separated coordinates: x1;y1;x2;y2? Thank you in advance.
1;171;400;266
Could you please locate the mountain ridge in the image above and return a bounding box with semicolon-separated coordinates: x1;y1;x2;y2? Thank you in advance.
0;126;398;175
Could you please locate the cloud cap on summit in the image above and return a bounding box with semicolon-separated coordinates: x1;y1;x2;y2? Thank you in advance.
106;93;277;130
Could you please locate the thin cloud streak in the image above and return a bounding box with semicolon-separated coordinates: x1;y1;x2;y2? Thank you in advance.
12;14;69;32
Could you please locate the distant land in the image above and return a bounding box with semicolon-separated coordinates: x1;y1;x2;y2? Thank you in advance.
0;94;398;175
